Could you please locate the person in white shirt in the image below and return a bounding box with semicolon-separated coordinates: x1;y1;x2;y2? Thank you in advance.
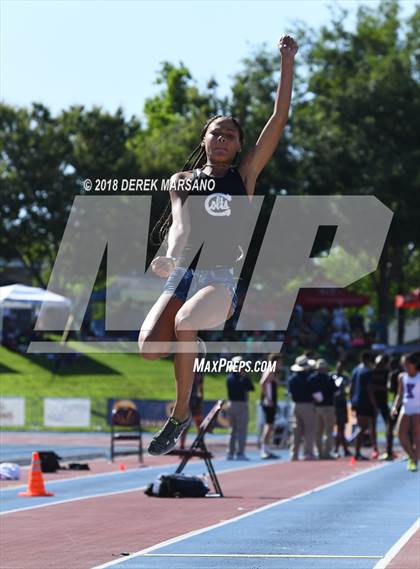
391;352;420;472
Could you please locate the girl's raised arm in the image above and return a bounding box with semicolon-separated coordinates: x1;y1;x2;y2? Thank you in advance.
239;35;298;194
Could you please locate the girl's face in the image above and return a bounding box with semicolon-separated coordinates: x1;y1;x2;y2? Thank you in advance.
272;357;282;371
403;359;417;375
202;118;241;164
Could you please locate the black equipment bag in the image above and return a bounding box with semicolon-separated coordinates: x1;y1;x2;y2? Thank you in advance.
145;473;209;498
38;451;62;473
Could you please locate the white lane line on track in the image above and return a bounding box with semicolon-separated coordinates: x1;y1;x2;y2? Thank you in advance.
141;553;383;559
0;451;277;492
0;467;139;491
0;486;144;515
0;459;278;515
92;462;390;569
373;517;420;569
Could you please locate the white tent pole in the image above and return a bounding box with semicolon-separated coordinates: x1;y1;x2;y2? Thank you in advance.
60;314;74;346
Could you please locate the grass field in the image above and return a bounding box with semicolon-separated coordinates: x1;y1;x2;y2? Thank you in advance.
0;346;283;432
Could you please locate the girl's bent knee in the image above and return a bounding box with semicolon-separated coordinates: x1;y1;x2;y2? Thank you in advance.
174;315;197;339
138;337;170;360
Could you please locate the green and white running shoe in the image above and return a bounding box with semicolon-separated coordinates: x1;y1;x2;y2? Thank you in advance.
407;459;418;472
148;414;192;456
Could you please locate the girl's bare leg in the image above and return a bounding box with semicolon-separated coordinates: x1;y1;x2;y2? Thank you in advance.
397;414;417;463
173;285;234;421
138;293;184;358
355;415;370;455
371;412;378;453
262;424;274;448
412;414;420;462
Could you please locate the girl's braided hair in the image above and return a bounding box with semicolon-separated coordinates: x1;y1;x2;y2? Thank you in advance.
150;115;244;247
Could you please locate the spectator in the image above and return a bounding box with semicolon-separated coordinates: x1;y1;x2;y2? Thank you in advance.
364;305;375;332
288;355;316;460
391;352;420;472
179;370;204;450
332;361;351;457
310;359;337;459
259;354;282;459
368;354;391;459
226;356;254;460
385;356;404;460
350;328;366;349
349;312;364;333
350;350;376;460
332;307;348;331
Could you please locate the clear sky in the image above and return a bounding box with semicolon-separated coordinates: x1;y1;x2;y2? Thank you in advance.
1;0;416;119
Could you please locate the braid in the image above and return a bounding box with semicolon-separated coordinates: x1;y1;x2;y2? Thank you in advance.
151;114;244;248
150;201;172;247
181;144;206;171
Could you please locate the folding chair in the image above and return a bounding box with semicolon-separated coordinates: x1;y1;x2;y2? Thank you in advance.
110;406;143;463
168;399;225;497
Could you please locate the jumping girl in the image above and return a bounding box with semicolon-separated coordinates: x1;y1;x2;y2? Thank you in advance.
138;35;299;455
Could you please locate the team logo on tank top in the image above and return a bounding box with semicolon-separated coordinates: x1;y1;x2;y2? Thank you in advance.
204;193;232;216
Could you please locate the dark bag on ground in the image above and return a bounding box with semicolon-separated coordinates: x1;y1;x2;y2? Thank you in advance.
68;463;90;470
38;451;62;473
145;473;209;498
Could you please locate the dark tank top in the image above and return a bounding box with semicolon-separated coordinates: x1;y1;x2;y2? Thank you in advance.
260;375;278;406
177;167;249;269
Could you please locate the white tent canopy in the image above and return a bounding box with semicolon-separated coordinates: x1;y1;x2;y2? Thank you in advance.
0;284;72;308
0;284;72;342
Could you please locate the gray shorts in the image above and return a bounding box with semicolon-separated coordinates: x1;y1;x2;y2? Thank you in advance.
163;266;238;312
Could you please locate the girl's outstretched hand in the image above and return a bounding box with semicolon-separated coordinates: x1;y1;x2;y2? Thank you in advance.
150;256;176;278
277;35;299;59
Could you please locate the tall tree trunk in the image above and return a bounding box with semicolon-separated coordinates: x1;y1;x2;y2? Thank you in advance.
376;246;390;344
393;245;406;345
13;245;47;288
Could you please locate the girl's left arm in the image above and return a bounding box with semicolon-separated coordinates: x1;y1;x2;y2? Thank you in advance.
391;373;404;416
239;35;298;194
259;368;271;386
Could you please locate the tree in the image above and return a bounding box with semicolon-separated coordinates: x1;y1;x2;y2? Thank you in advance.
291;0;420;342
0;103;140;287
132;61;220;178
0;103;75;286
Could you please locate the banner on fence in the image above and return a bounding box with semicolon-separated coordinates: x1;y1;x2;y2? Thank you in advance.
107;399;229;428
0;397;25;426
44;398;91;427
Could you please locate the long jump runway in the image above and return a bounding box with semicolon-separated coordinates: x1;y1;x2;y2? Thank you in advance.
1;454;418;569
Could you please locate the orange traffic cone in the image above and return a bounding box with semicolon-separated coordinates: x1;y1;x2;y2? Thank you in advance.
349;455;357;466
19;452;54;497
119;463;126;471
